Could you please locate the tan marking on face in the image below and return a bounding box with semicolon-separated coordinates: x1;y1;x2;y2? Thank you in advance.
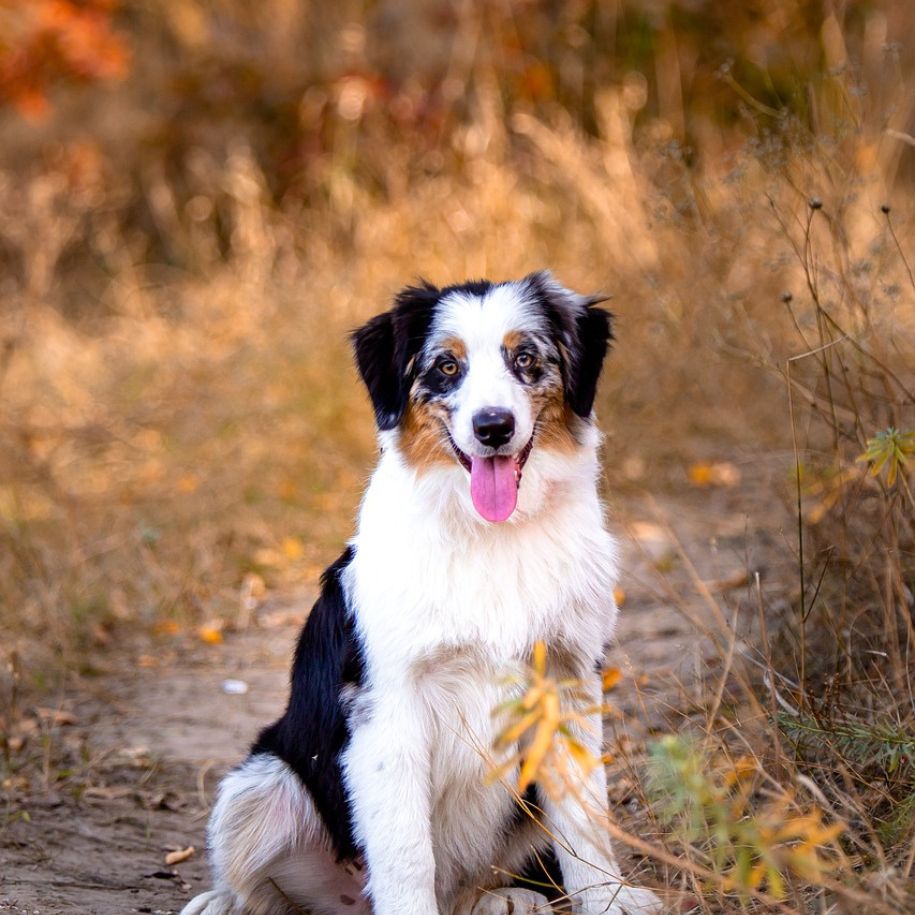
399;398;453;473
531;383;579;454
502;330;526;352
438;336;467;360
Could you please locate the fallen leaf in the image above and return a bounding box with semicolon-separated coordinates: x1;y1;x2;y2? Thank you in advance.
164;846;196;866
198;622;224;645
613;586;625;607
153;619;181;636
688;461;741;488
601;667;622;692
688;462;714;486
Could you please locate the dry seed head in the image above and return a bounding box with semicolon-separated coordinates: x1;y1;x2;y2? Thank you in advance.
489;641;601;798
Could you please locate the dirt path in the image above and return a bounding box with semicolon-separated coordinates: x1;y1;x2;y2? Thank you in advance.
1;478;791;915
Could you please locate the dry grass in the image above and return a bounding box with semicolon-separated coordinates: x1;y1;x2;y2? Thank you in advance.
1;4;914;910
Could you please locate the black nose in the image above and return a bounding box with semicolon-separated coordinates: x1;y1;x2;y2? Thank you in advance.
472;408;515;448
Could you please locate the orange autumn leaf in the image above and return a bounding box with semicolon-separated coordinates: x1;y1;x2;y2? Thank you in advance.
601;667;622;692
688;461;741;488
9;86;50;121
198;623;224;645
0;0;130;120
164;845;196;866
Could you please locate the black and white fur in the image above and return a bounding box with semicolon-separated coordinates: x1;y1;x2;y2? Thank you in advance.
180;272;662;915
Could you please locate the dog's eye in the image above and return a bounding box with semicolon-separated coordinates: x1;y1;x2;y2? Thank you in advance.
439;359;460;377
514;352;535;370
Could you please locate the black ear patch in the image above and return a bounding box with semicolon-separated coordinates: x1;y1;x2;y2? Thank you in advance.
351;311;402;430
567;304;613;417
352;283;440;430
524;270;613;418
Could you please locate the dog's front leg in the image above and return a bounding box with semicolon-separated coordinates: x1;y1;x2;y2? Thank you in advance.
344;688;438;915
541;673;661;914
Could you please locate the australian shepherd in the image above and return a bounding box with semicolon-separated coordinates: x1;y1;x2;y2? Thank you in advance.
180;272;662;915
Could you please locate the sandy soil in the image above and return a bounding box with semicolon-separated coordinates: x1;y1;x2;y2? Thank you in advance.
0;475;792;915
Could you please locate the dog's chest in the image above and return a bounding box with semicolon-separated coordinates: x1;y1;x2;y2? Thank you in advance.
351;503;616;659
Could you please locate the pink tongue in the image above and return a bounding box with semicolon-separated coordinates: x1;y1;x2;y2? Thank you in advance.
470;455;518;522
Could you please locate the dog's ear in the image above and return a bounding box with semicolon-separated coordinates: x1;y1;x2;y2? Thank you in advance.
352;311;403;430
524;270;613;418
352;282;440;430
566;304;613;417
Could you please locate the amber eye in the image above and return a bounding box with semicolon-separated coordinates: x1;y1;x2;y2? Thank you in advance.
515;352;535;370
439;359;459;377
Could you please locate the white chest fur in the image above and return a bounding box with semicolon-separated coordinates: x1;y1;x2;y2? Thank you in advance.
342;443;621;907
348;444;620;680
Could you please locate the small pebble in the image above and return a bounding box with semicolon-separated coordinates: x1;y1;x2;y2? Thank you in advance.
222;679;249;695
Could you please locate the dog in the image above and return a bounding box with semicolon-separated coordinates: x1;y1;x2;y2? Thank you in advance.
180;272;662;915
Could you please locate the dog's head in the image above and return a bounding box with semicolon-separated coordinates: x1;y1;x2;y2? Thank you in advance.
352;271;612;523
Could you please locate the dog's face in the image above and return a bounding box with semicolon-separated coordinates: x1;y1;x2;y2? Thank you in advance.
352;271;612;523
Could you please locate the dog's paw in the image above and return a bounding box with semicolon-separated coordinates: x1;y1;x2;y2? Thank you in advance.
179;890;239;915
578;884;663;914
453;887;553;915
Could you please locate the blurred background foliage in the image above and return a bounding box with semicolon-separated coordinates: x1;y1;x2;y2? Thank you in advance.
0;0;912;705
2;0;913;268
